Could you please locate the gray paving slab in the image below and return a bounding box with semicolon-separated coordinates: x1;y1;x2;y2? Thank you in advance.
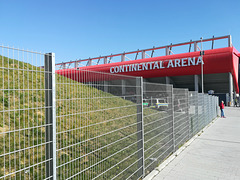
151;107;240;180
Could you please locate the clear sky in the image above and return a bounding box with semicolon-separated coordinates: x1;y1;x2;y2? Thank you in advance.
1;0;240;64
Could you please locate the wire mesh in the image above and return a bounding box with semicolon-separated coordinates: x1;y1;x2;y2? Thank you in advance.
188;91;198;137
142;82;173;176
197;93;204;130
173;88;189;150
203;94;208;126
55;69;143;180
0;45;220;179
0;46;53;179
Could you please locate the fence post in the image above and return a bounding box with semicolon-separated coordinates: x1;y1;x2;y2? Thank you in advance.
187;90;190;140
45;53;56;180
171;87;175;152
136;77;144;178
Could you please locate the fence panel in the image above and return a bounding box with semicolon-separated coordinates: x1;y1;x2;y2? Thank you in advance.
197;93;204;130
0;46;54;179
142;82;173;176
173;88;189;150
210;96;213;120
55;69;143;180
189;91;198;137
216;96;219;117
204;94;209;126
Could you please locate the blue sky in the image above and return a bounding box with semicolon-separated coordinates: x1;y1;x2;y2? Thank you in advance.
0;0;240;64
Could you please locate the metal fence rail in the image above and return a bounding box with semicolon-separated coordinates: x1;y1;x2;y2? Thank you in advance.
0;46;219;180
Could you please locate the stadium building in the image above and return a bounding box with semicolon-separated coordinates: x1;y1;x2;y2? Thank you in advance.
56;35;240;105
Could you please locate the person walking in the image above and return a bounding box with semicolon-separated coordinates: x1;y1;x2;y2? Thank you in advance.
234;98;238;107
220;101;226;118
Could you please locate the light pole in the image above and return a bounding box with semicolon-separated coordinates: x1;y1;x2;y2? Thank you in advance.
200;37;204;94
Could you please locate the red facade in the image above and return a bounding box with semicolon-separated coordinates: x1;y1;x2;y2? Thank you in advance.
56;47;240;93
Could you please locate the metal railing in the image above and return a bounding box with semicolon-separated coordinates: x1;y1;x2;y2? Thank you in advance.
0;45;219;179
55;35;232;69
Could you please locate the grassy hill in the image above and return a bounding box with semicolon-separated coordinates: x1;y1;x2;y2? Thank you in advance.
0;56;162;179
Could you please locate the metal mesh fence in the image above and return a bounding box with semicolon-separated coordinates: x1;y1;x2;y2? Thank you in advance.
204;94;209;126
0;46;220;179
173;88;189;150
198;93;204;130
55;69;143;180
0;46;54;179
142;82;173;176
189;91;198;137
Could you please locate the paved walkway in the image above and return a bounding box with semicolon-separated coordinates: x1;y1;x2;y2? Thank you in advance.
151;107;240;180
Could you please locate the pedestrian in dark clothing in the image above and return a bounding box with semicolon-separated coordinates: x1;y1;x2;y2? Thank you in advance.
234;98;238;107
220;101;226;118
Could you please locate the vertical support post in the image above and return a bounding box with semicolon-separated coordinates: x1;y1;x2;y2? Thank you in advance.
166;76;170;84
194;42;197;52
212;35;215;49
200;37;204;94
142;50;146;59
121;54;125;62
45;53;56;180
195;92;199;134
228;35;232;47
171;86;175;152
229;72;233;106
136;77;144;178
165;47;170;56
194;75;199;92
187;90;190;140
194;42;199;92
104;57;108;64
104;81;108;92
74;61;78;68
122;80;126;95
197;93;200;131
88;58;92;66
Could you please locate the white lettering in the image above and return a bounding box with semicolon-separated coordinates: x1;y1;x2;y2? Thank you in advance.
110;67;114;73
119;65;124;73
175;59;181;67
153;62;159;69
132;64;137;71
167;60;174;68
149;62;154;70
142;63;148;70
188;57;195;66
114;66;119;73
124;65;128;72
159;61;165;69
137;64;142;71
110;56;201;74
128;65;132;72
196;56;204;65
181;58;187;67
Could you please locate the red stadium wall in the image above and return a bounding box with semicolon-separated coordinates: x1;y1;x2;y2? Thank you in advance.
56;47;239;93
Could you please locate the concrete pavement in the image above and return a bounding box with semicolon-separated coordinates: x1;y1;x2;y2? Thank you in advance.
148;107;240;180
